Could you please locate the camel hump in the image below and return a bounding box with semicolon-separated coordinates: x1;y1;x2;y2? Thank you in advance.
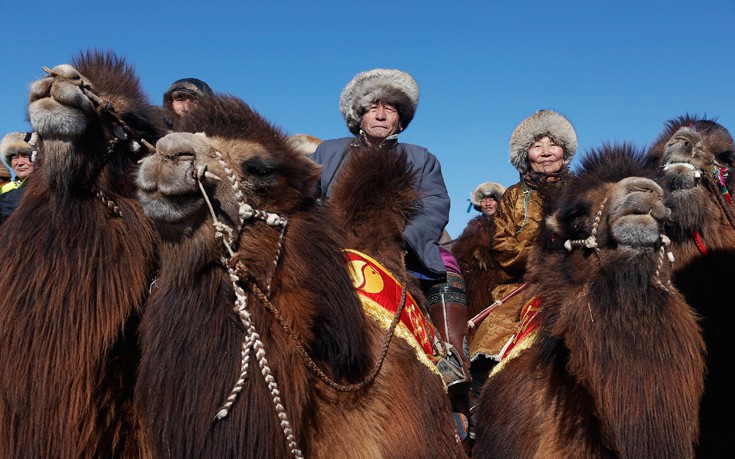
330;144;420;225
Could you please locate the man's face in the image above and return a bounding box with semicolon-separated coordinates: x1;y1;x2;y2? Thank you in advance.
480;196;498;216
360;101;401;142
10;153;33;180
171;93;197;115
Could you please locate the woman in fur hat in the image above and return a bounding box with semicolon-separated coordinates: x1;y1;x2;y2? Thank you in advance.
0;132;37;224
469;110;576;368
0;161;11;189
451;182;507;318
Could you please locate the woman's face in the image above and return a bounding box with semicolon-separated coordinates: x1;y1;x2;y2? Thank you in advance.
528;136;564;173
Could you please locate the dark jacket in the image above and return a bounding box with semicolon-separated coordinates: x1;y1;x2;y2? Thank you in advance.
312;137;450;279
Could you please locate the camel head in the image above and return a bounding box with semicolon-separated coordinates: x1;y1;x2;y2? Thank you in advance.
542;145;671;288
27;50;164;193
137;94;320;264
649;116;735;237
661;127;710;191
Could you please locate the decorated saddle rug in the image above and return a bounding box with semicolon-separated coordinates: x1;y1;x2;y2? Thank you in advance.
469;284;530;363
491;295;543;375
344;249;441;377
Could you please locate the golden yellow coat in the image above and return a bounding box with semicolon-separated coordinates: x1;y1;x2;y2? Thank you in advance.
491;181;545;299
470;180;544;360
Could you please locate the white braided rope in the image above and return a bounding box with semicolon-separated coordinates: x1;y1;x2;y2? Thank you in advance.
196;153;301;458
564;198;608;253
654;234;675;291
217;265;303;458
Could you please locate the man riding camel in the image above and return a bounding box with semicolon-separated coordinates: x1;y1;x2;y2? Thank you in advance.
312;68;472;441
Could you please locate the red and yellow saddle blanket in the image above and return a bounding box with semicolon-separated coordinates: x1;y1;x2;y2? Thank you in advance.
343;249;441;377
492;295;543;374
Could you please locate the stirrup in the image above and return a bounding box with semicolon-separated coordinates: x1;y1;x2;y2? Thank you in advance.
436;343;470;394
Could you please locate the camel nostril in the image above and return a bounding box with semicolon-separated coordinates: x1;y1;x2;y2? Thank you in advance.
176;152;196;161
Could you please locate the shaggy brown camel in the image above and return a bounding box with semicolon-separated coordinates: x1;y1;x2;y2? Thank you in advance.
0;51;165;457
474;145;705;458
134;93;464;458
648;116;735;458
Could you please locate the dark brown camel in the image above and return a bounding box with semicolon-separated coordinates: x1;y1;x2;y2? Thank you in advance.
451;215;510;320
474;145;705;458
648;116;735;458
0;51;165;457
134;94;464;458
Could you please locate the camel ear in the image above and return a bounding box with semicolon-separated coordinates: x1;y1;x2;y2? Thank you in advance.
716;150;735;168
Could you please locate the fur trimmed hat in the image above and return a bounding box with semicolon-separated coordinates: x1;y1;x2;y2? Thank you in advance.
1;132;38;165
470;182;505;209
287;134;322;156
509;110;578;173
163;78;213;103
339;69;419;135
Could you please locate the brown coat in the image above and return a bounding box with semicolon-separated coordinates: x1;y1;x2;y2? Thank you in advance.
469;181;543;359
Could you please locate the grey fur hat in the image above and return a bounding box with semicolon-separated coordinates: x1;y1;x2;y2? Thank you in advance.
509;110;578;173
339;69;419;135
1;132;39;164
470;182;505;208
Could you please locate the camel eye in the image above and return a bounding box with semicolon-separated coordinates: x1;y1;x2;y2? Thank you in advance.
242;158;275;177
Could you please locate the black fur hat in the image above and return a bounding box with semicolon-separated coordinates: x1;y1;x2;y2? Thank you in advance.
163;78;213;104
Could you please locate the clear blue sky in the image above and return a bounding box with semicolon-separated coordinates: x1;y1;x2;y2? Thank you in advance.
1;1;733;236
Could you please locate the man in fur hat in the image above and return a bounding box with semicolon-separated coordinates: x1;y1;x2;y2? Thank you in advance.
470;181;505;217
313;68;450;284
313;69;472;436
0;132;38;224
162;78;214;130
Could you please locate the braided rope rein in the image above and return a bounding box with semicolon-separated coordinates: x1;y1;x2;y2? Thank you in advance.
563;198;675;291
247;258;409;392
563;198;608;254
194;154;301;458
194;149;416;457
41;67;149;219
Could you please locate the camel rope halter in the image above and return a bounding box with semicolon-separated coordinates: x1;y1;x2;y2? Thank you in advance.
562;197;675;292
41;66;151;218
194;149;414;459
195;151;301;459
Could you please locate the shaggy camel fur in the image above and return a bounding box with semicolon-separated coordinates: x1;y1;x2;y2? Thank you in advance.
0;51;164;457
648;116;735;458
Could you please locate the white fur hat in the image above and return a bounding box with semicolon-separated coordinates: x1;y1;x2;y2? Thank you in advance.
470;182;505;208
339;69;419;135
509;110;577;173
1;132;39;164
